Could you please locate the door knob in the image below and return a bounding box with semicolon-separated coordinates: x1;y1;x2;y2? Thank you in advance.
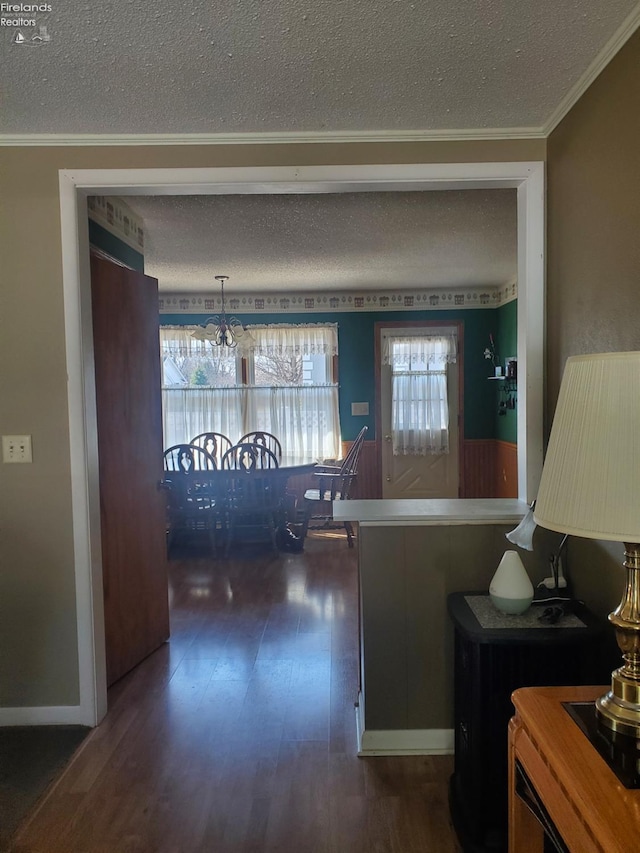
386;476;391;482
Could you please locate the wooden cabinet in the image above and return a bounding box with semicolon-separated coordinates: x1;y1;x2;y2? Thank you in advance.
509;686;640;853
447;593;606;853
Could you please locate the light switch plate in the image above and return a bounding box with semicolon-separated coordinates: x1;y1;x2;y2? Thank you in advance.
351;402;369;416
2;435;33;463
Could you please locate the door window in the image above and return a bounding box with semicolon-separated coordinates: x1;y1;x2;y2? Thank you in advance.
383;333;457;455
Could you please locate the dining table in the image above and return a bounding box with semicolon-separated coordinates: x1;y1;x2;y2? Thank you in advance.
201;460;318;486
182;460;319;553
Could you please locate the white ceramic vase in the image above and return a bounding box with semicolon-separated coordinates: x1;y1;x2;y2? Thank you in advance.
489;550;534;615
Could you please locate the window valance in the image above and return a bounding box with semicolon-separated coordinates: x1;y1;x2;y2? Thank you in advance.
244;324;338;357
160;326;221;359
382;330;457;369
160;323;338;359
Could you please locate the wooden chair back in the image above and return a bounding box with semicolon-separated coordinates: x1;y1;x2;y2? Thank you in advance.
190;432;233;466
219;444;282;555
162;444;217;552
238;431;283;463
300;426;368;548
164;443;217;474
222;442;280;471
338;426;368;477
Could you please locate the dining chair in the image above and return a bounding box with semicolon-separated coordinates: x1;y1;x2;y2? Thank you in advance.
220;443;282;555
164;443;217;473
300;425;368;548
238;431;283;463
162;444;218;553
223;442;280;471
190;432;233;467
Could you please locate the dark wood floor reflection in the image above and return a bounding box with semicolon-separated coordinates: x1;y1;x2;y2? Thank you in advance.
11;533;461;852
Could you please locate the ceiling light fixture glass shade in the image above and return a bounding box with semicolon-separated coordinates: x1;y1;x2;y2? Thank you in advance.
534;351;640;738
192;275;247;349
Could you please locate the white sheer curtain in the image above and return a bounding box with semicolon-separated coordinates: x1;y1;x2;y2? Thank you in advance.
244;324;339;461
245;385;340;463
160;327;243;447
160;324;340;461
383;332;457;456
162;388;245;449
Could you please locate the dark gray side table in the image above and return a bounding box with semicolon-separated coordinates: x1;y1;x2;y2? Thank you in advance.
447;591;609;853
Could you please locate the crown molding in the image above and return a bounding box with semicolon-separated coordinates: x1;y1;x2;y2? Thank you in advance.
544;7;640;135
0;127;546;148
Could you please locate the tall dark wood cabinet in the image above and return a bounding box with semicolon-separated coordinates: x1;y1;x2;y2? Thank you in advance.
447;592;608;853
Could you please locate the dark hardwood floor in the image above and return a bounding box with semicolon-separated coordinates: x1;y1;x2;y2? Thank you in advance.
10;532;461;852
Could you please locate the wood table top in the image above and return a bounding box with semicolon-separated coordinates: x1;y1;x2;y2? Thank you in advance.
511;685;640;853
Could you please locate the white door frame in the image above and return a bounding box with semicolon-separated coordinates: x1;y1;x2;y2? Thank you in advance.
58;161;545;726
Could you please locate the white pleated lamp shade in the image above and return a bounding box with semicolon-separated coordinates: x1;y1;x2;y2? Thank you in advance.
489;551;534;614
534;352;640;543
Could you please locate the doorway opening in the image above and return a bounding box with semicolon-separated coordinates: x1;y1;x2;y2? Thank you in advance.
59;161;545;725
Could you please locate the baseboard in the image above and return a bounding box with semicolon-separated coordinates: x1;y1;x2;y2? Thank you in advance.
0;705;88;726
355;697;454;755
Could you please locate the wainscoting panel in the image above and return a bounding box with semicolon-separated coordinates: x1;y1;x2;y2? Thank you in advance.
349;440;378;500
461;440;517;498
495;440;518;498
462;440;496;498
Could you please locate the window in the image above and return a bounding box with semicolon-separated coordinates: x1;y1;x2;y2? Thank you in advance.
247;325;334;387
383;332;457;455
161;333;240;387
160;324;340;462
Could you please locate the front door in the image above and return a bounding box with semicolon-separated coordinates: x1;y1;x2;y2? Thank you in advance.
91;254;170;687
379;325;460;499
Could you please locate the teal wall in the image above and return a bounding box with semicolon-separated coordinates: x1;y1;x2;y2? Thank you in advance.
88;220;145;272
162;305;514;442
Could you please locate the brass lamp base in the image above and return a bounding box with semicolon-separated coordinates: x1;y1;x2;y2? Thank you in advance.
596;671;640;738
596;543;640;739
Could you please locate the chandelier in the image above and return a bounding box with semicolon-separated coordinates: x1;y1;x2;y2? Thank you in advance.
191;275;247;348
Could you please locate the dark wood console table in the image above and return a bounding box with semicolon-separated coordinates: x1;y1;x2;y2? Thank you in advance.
509;686;640;853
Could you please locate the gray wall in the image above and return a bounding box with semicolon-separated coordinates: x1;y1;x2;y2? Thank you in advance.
0;139;544;710
546;28;640;620
359;524;552;730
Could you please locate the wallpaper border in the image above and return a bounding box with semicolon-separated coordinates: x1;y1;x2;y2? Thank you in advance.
159;282;517;314
87;195;144;252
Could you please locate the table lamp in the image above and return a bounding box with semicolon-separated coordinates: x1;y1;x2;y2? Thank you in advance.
534;351;640;738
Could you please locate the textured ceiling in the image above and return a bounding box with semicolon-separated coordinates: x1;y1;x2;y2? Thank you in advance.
1;0;639;137
8;2;637;297
127;189;517;293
